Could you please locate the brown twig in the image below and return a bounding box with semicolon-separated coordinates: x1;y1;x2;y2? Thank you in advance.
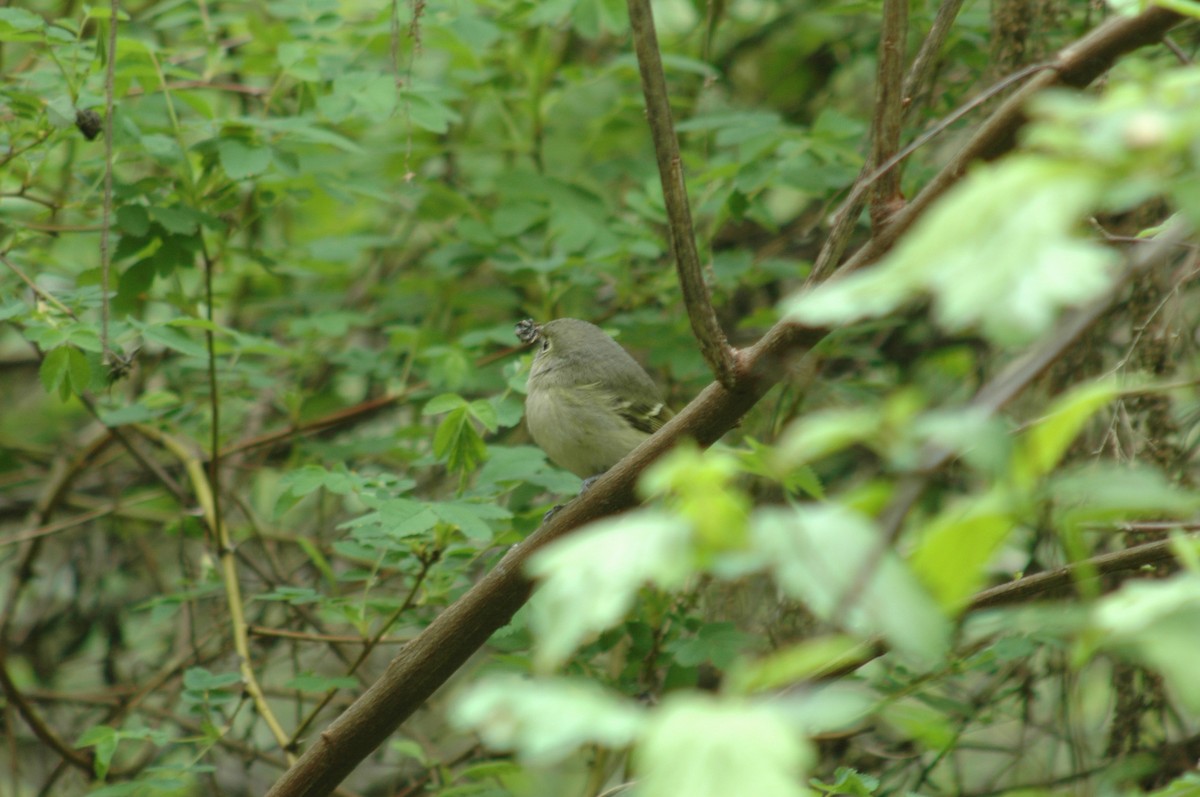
101;0;119;366
868;0;909;230
812;38;1046;284
626;0;736;389
969;533;1193;610
901;0;967;120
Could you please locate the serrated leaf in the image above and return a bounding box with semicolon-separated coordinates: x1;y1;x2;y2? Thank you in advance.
66;346;91;393
785;157;1117;345
76;724;118;780
433;407;487;475
182;667;242;692
1093;574;1200;711
284;673;358;692
140;323;208;357
727;635;872;693
431;500;511;540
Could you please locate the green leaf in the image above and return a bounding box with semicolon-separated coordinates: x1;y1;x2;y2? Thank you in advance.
775;407;881;467
139;322;208;358
430;500;511;540
148;205;202;235
116;205;151;236
423;393;467;415
1093;573;1200;712
255;586;321;604
39;346;70;397
218;139;272;179
343;497;438;541
785;157;1117;345
66;347;92;394
635;694;813;797
76;725;118;780
182;667;242;692
752;505;951;665
668;623;759;669
1050;464;1200;526
284;673;359;692
879;698;957;752
727;635;873;694
1011;378;1119;490
0;7;45;40
452;675;644;764
909;490;1018;612
278;464;361;498
527;510;693;670
433;407;488;475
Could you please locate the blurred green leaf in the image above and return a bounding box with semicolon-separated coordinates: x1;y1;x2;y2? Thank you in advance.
635;694;813;797
527;510;692;670
452;675;644;764
752;505;952;666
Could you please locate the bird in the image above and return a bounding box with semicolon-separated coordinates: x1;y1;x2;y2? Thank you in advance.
516;318;673;481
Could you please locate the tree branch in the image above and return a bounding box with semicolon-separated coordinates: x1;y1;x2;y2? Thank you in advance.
626;0;736;388
868;0;909;229
968;533;1193;610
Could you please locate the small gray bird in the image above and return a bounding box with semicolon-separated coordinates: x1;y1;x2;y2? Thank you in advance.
516;318;673;479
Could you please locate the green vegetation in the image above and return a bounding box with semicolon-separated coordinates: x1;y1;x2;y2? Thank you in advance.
2;1;1200;796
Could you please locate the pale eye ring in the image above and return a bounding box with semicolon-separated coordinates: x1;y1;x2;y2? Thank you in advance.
540;339;550;352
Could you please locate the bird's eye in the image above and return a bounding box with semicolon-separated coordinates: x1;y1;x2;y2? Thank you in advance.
540;339;551;352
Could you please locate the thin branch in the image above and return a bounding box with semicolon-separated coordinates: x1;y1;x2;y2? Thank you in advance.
287;554;436;745
0;254;77;319
100;0;118;365
812;38;1046;284
626;0;736;388
969;533;1193;610
868;0;908;229
133;425;296;758
901;0;967;119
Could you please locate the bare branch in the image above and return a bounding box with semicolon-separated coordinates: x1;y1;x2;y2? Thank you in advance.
868;0;909;229
626;0;736;388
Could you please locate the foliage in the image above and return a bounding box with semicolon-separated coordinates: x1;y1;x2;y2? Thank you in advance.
3;0;1200;796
